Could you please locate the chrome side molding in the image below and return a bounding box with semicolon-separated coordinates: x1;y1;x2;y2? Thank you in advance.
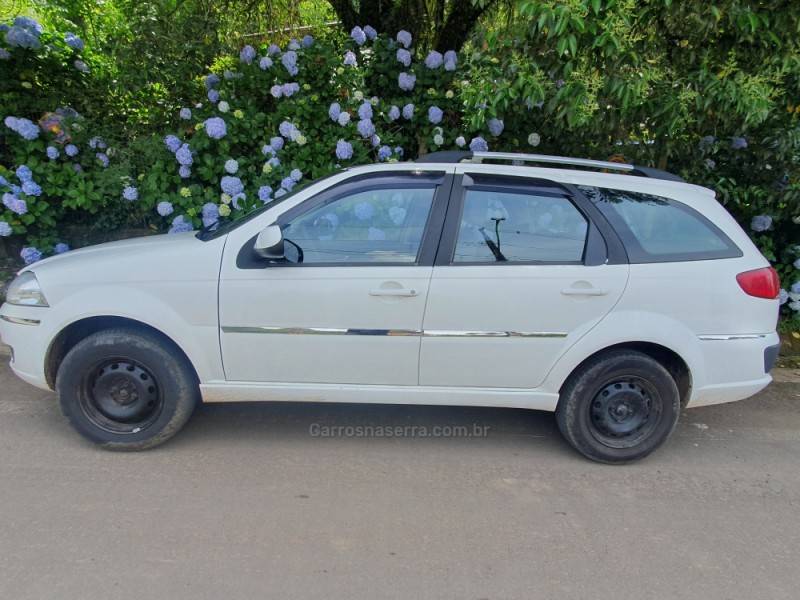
222;326;568;339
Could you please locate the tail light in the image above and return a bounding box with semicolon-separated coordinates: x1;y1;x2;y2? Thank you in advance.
736;267;780;299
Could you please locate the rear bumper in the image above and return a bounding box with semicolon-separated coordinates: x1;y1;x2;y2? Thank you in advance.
687;332;779;408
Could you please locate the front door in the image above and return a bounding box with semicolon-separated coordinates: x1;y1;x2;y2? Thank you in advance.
419;173;629;389
219;171;452;384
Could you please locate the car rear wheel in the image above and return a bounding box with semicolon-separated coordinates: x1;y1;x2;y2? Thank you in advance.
555;350;680;464
56;328;199;450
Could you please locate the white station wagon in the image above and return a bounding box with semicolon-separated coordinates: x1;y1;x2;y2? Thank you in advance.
0;152;781;463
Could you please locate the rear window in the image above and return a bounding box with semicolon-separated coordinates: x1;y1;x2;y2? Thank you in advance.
582;187;741;263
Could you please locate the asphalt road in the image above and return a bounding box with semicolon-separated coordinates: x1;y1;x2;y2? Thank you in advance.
1;353;799;600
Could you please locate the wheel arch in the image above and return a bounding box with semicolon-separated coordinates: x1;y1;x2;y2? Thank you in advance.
558;341;692;407
45;315;200;390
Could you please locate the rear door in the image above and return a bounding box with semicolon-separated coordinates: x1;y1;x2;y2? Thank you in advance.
419;171;629;388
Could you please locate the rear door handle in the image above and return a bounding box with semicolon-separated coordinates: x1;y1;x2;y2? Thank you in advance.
561;288;608;296
369;288;418;297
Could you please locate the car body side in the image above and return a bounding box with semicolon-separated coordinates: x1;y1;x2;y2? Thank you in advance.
0;162;779;410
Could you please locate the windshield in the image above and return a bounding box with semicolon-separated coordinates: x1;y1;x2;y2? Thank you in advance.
196;171;343;241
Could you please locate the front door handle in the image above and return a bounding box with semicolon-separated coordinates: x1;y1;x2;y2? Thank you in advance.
561;287;608;296
369;288;418;297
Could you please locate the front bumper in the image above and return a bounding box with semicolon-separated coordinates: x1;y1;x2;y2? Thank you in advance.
0;304;52;391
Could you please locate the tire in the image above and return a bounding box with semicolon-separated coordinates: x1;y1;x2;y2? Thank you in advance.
555;350;680;464
56;327;199;450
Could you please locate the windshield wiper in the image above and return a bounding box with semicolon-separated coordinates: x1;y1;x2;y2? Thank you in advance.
478;226;507;262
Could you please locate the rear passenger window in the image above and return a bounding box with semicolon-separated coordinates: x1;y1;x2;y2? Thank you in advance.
453;189;588;263
583;187;741;263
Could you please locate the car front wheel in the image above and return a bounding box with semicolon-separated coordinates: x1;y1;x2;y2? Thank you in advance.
56;327;199;450
555;350;681;464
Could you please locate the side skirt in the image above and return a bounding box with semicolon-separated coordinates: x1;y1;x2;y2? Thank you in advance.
200;381;559;412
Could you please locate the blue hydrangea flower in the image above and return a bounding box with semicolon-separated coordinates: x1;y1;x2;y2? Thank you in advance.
240;45;256;64
336;140;354;161
204;117;227;139
357;119;375;138
96;153;109;168
795;258;800;270
179;165;191;178
288;39;301;51
731;136;748;150
268;157;281;168
3;193;27;215
396;30;412;48
0;49;10;60
337;112;351;126
54;242;70;254
169;215;194;234
469;136;489;152
488;118;504;137
65;144;79;157
0;175;6;187
74;60;89;73
282;82;300;97
425;51;443;69
279;120;297;139
258;186;273;202
290;168;303;182
0;221;12;237
396;48;411;67
207;89;220;103
270;136;285;151
164;135;181;153
402;103;415;119
343;51;357;66
259;56;273;70
16;165;32;182
394;146;404;157
281;50;298;76
14;16;43;33
224;159;239;174
371;134;381;147
122;185;138;201
428;106;443;124
364;25;377;40
202;202;219;227
22;180;41;196
176;144;193;166
791;282;800;294
378;145;392;161
302;35;314;48
221;176;244;196
4;116;40;140
455;136;466;147
157;201;174;217
205;74;220;89
261;144;275;157
268;43;280;56
398;72;416;91
270;85;283;98
5;25;41;50
751;215;772;232
89;136;101;149
180;108;192;120
388;105;400;121
21;247;42;265
444;50;457;71
351;26;367;45
64;32;84;50
358;102;373;120
329;102;342;122
281;176;296;191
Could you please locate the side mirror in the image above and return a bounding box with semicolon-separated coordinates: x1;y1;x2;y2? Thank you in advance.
254;224;285;260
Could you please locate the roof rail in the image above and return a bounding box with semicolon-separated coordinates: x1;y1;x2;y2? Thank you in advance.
416;151;684;182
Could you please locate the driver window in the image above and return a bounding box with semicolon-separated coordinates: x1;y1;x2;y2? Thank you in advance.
282;186;436;264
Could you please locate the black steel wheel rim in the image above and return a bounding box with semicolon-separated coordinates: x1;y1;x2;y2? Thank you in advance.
79;358;164;434
588;376;662;449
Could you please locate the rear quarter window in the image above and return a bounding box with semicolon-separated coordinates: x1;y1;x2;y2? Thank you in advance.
581;186;742;263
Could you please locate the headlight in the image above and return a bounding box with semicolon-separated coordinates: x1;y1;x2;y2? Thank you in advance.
5;272;49;307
